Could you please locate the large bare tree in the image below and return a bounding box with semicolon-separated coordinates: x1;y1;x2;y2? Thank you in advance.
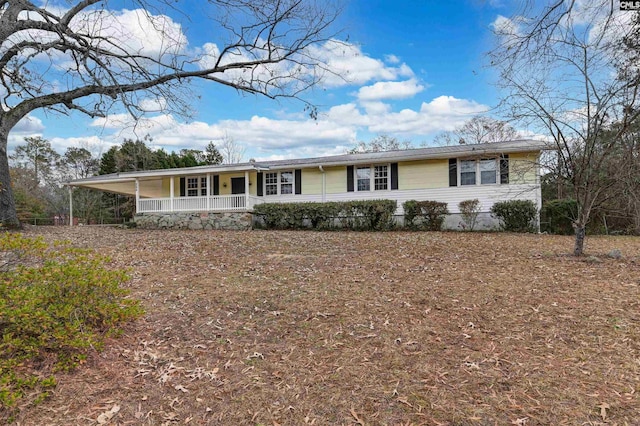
433;115;520;146
218;133;246;164
490;1;640;255
0;0;340;227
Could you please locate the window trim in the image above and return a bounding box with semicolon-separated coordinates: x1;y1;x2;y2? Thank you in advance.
459;159;477;186
479;158;498;185
185;175;208;197
354;163;391;192
457;158;500;186
265;171;279;196
263;170;296;196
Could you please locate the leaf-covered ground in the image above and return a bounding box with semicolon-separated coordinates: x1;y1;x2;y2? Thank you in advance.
13;227;640;425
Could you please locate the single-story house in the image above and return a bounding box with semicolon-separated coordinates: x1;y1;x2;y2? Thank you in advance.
67;139;548;230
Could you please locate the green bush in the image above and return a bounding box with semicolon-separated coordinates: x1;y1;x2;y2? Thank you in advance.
458;199;481;231
403;200;420;229
0;233;142;417
490;200;538;232
541;199;577;235
253;200;397;231
403;200;449;231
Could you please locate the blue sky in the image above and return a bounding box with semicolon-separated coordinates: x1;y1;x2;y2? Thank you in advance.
8;0;517;161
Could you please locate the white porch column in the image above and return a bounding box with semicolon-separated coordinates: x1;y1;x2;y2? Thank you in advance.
68;186;73;226
135;178;140;214
206;173;211;211
244;171;250;209
170;176;175;212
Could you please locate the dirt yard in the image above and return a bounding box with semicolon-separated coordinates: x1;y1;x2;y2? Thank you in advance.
12;227;640;425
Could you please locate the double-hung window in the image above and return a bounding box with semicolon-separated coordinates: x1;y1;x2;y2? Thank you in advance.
357;167;371;191
265;172;278;195
265;170;295;195
280;171;294;194
460;160;476;186
459;159;498;186
374;165;388;190
479;159;497;184
186;176;208;196
355;164;389;191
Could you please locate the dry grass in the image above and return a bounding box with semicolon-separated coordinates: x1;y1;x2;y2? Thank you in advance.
12;227;640;425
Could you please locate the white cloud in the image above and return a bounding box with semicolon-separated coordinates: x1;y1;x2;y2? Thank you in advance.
385;54;401;64
254;145;350;161
490;15;522;37
356;79;425;102
196;39;416;94
84;92;487;159
6;8;188;72
7;115;46;153
48;135;110;157
365;96;488;134
139;97;169;112
90;112;356;155
72;8;188;60
308;40;415;87
359;101;392;115
326;103;370;126
219;116;356;150
12;115;45;135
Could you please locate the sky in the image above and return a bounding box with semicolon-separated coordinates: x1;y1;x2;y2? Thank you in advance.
8;0;521;162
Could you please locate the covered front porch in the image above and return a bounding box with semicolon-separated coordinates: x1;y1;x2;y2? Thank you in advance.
132;169;263;214
67;166;266;221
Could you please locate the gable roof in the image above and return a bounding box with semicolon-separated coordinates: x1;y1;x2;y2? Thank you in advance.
67;139;549;186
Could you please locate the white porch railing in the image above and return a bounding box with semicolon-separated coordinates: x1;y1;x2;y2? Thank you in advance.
138;195;254;213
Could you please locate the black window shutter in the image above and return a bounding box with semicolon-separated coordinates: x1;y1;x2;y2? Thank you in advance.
448;159;457;187
500;154;509;184
390;163;398;190
257;172;263;196
213;175;220;195
295;169;302;194
179;177;186;196
347;165;354;192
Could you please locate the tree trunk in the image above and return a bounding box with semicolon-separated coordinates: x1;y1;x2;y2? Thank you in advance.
573;224;586;256
0;129;21;229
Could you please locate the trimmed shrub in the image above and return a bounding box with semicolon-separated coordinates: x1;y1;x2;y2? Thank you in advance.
0;233;143;416
253;200;397;231
403;200;420;229
402;200;449;231
541;199;577;235
491;200;538;232
344;200;397;230
458;199;481;231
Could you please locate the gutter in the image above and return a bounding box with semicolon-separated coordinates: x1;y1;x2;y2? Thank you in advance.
319;165;326;202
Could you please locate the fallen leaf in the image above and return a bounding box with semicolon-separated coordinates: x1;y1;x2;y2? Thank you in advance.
598;402;610;420
96;404;120;424
174;384;189;393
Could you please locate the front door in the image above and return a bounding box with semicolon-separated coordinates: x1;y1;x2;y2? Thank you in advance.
231;177;245;194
